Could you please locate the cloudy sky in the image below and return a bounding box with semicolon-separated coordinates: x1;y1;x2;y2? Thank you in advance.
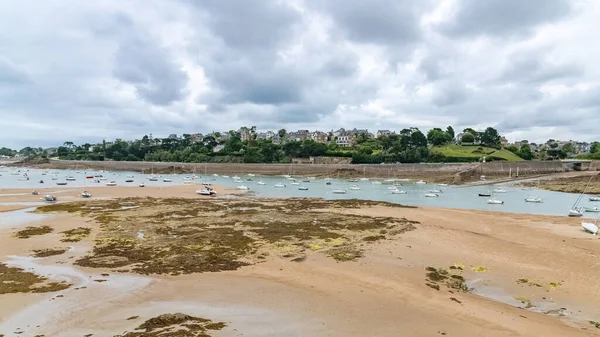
1;0;598;148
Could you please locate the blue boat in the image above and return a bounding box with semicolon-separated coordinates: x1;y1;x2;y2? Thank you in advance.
298;186;309;191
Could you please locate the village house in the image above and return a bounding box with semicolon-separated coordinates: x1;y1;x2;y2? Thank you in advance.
191;133;203;143
310;131;328;143
239;127;251;142
336;131;357;147
376;130;394;138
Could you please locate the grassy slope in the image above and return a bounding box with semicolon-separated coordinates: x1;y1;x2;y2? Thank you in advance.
431;145;524;162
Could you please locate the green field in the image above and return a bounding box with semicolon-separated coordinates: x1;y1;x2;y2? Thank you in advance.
431;145;524;162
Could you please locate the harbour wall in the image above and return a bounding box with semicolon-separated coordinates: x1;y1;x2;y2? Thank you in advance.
43;159;566;178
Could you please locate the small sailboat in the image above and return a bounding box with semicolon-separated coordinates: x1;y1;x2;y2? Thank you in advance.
163;178;172;182
56;182;68;186
274;183;286;188
493;188;507;193
125;179;134;183
247;173;255;177
487;199;504;204
429;189;443;193
232;176;241;180
44;195;57;202
66;176;76;181
525;196;543;203
332;189;347;194
81;191;92;198
236;185;249;190
139;182;145;187
424;193;439;197
298;186;309;191
478;193;491;197
415;180;426;185
256;181;266;185
32;190;39;195
106;181;117;186
569;176;593;217
589;196;600;202
438;183;448;186
390;189;407;194
302;179;310;183
291;182;300;186
326;181;332;185
350;185;361;190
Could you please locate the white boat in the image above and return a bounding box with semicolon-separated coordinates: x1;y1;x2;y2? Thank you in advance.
424;193;438;197
51;175;58;180
148;176;158;181
390;189;407;194
125;179;134;183
372;181;382;185
236;185;249;190
415;180;426;185
568;208;584;217
163;178;172;182
307;177;316;180
387;186;398;190
360;178;369;181
232;176;241;180
196;188;216;196
487;199;504;204
350;185;361;190
589;197;600;202
233;179;243;183
66;176;76;181
274;183;286;188
256;181;266;185
139;182;145;187
584;206;600;213
493;188;507;193
429;189;443;193
126;175;135;178
525;196;543;203
106;181;117;186
98;177;108;181
332;189;347;194
44;195;57;202
81;191;92;198
221;175;230;178
438;183;448;186
247;174;255;177
582;221;598;235
213;174;219;177
291;182;300;185
283;175;291;178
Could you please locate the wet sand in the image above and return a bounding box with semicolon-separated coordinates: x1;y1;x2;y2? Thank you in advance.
1;186;599;336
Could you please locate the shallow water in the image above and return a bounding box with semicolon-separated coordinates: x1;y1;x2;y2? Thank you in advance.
0;207;47;228
0;255;152;335
2;168;600;219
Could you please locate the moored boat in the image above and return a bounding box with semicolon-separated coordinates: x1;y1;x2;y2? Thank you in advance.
298;186;309;191
81;191;92;198
332;189;347;194
424;193;438;197
274;183;286;188
487;199;504;204
44;195;57;202
106;181;117;186
525;196;543;203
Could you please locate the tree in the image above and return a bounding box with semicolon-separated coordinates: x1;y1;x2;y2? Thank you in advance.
518;144;533;160
410;130;428;148
427;128;450;146
480;127;501;148
549;142;559;149
506;145;519;154
278;129;287;138
590;142;600;154
461;133;475;143
463;128;481;142
446;126;455;140
562;143;575;154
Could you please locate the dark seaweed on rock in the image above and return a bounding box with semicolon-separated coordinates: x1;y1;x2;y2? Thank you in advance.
114;313;226;337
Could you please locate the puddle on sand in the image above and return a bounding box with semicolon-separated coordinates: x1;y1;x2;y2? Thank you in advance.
0;255;152;336
467;279;571;316
0;201;45;206
0;207;47;229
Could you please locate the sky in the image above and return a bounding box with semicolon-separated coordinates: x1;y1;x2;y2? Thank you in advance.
1;0;599;149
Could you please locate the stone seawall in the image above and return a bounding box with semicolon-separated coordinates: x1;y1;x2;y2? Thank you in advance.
43;159;566;178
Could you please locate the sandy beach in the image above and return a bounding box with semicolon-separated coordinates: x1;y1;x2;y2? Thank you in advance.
1;185;599;336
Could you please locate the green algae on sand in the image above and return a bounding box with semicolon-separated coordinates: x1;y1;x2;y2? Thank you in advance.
114;313;226;337
31;248;68;258
36;197;418;275
15;225;53;239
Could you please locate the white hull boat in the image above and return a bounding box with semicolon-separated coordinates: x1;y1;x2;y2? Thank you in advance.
274;183;286;188
525;196;543;203
416;180;426;185
163;179;172;182
487;199;504;204
106;182;117;186
582;222;598;235
390;189;407;194
291;182;300;185
589;197;600;202
429;189;442;193
568;208;584;217
584;206;600;213
236;185;249;190
424;193;438;197
139;183;145;187
256;181;266;185
332;189;347;194
493;189;507;193
350;185;361;190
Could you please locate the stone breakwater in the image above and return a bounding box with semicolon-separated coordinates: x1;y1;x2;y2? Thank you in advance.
30;159;569;183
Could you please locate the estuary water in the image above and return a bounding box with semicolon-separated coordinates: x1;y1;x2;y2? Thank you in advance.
1;167;598;219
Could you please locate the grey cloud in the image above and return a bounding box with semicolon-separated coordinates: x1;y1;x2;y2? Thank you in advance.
190;1;300;49
0;58;30;84
438;0;572;38
496;51;582;84
315;0;425;45
432;81;468;107
113;36;188;105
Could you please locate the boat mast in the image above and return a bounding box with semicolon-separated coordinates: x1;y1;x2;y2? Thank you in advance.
572;176;593;209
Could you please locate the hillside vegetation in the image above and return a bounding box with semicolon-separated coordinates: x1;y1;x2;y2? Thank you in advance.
431;145;524;162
